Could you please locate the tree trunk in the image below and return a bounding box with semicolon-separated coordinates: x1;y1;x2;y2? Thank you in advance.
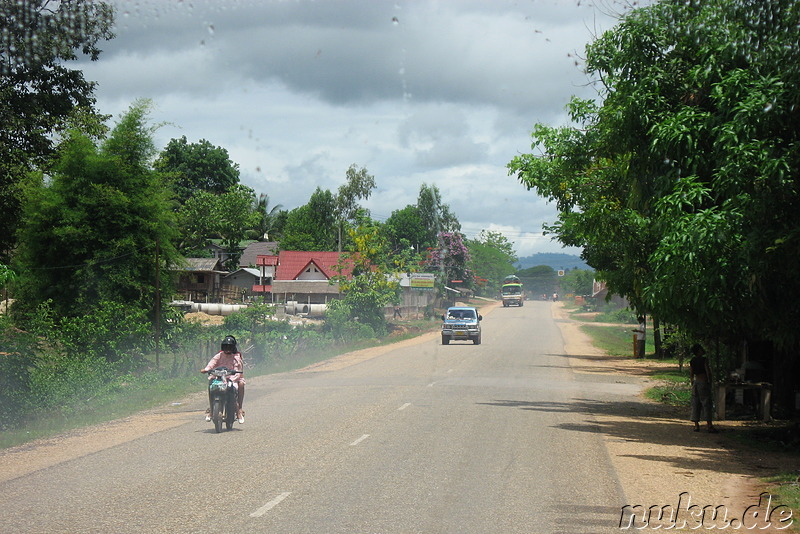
653;315;663;359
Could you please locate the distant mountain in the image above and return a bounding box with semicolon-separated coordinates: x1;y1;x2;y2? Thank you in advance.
516;253;589;271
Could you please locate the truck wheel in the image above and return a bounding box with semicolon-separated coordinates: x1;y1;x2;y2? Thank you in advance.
442;335;450;345
473;335;481;345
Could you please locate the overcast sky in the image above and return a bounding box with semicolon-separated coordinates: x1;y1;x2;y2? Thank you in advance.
78;0;641;258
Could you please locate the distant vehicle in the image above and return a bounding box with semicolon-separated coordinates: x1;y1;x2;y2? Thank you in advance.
501;276;524;307
441;306;482;345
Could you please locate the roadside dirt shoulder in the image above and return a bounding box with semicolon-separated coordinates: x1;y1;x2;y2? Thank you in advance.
552;302;798;531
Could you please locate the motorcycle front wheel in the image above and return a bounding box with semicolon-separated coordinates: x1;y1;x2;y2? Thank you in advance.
211;398;223;433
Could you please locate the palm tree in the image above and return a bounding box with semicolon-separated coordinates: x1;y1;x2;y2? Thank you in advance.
252;193;283;241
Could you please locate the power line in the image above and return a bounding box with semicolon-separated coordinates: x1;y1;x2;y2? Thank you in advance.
27;245;153;270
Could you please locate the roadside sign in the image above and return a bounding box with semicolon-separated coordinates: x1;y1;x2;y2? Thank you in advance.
410;273;435;290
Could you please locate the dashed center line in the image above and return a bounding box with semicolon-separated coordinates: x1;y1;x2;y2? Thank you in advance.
350;434;370;446
398;403;411;411
250;492;292;518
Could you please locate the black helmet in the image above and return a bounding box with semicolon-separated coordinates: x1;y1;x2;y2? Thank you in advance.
221;335;237;353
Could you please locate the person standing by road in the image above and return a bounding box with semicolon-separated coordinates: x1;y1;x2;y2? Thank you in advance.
689;343;718;433
633;317;646;358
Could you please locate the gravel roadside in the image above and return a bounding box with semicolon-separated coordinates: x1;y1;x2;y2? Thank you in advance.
552;301;798;532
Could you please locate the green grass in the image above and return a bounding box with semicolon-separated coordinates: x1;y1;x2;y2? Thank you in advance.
764;471;800;527
579;323;691;407
0;374;201;449
580;324;653;357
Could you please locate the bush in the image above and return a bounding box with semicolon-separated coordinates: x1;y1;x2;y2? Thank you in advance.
0;316;38;429
27;351;118;415
324;299;378;342
223;303;278;332
30;300;152;364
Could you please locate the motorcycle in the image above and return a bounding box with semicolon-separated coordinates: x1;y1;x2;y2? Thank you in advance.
206;367;241;433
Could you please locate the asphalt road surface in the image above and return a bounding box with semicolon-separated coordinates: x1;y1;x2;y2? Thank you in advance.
0;301;644;533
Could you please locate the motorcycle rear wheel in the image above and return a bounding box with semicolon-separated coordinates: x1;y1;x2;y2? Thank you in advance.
211;398;223;433
225;394;236;430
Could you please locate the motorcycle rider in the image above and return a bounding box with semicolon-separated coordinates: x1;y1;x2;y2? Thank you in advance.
201;335;246;424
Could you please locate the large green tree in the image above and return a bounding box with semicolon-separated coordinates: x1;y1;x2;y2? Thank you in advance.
509;0;800;403
516;265;558;298
382;205;428;253
280;187;338;251
334;164;376;252
0;0;114;261
175;185;261;268
331;215;399;336
466;230;518;295
417;183;460;250
12;100;180;322
154;136;240;205
216;184;260;270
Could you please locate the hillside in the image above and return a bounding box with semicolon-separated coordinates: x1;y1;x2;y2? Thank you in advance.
516;253;588;271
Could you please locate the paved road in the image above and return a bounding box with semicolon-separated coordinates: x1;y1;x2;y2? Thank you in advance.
0;301;644;533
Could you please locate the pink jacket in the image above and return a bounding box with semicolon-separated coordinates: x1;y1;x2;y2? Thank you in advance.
203;351;246;385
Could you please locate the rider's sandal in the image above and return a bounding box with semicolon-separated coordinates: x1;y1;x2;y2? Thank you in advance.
238;410;245;424
205;408;211;422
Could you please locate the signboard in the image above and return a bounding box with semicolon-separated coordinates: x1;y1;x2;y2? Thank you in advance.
410;273;435;290
558;270;565;277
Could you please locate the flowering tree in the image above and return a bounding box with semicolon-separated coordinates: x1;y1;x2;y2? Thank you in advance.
426;232;472;292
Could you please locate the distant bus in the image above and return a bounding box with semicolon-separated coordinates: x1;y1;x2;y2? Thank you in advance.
501;277;524;307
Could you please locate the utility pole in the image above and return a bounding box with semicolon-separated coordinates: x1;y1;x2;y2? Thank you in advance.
154;238;161;369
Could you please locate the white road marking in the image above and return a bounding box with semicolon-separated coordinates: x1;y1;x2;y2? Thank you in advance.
350;434;370;446
398;403;411;411
250;492;292;518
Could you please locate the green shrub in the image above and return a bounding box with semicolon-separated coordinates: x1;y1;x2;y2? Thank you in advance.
223;303;278;331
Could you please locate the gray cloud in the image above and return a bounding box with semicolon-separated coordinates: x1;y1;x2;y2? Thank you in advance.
76;0;639;256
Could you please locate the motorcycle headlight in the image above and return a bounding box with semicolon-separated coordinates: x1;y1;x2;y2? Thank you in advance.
209;380;227;393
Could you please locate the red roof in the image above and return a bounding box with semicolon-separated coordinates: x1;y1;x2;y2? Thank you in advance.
275;251;354;280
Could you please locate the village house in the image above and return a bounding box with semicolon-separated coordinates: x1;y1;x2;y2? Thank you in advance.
175;257;227;302
254;251;353;305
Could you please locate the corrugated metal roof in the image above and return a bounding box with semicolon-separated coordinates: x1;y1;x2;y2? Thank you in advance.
239;241;279;268
184;258;224;272
224;268;260;279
